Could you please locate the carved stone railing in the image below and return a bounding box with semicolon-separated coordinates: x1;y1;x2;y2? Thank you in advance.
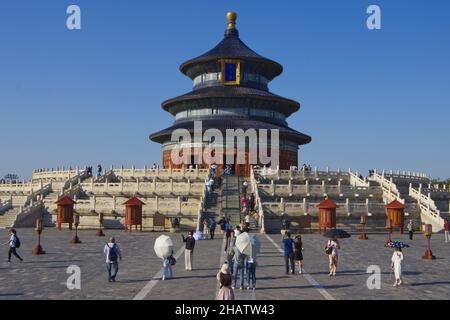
409;185;444;231
368;171;404;204
0;199;13;214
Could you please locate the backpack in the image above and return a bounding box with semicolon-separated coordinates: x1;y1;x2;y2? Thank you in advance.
14;236;21;248
107;244;118;262
325;241;333;255
168;255;176;266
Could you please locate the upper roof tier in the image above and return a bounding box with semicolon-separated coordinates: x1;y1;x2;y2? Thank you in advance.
179;12;283;81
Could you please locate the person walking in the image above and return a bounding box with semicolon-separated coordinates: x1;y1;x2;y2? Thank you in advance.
407;219;414;240
294;235;304;274
216;263;235;300
103;237;122;282
326;236;340;277
3;229;23;263
203;218;210;239
444;219;450;243
210;218;217;240
219;216;227;235
391;247;404;287
244;214;250;229
282;232;295;275
182;231;195;271
246;255;256;290
249;194;255;212
231;247;246;290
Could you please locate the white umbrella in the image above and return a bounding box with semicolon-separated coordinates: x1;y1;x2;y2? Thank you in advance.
250;234;261;255
154;235;174;259
235;232;252;257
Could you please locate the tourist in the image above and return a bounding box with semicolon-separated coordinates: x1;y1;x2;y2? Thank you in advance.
225;222;233;253
249;193;255;212
242;180;248;193
231;246;246;290
407;219;414;240
216;263;235;300
203;218;210;239
3;229;23;263
103;237;122;282
246;255;256;290
253;211;259;228
444;219;450;243
244;214;250;229
97;164;102;177
210;218;217;240
182;231;195;271
391;247;404;287
162;250;174;280
282;232;295;275
219;216;227;234
151;163;157;170
294;235;304;274
326;236;340;277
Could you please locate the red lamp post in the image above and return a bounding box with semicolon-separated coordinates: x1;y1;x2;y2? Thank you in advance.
70;213;82;244
422;224;436;260
359;215;368;240
32;218;46;255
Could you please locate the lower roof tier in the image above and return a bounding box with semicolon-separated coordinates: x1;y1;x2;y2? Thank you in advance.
149;118;312;146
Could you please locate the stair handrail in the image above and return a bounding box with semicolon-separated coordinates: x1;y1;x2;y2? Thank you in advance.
409;185;444;226
348;170;370;187
0;199;13;214
369;171;404;203
250;167;265;233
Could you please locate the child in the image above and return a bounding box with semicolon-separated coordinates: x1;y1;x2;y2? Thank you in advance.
162;250;174;280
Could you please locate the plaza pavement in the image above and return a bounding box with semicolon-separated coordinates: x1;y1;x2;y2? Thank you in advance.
0;228;449;300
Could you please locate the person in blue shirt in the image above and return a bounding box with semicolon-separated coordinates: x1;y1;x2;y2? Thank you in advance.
282;232;295;275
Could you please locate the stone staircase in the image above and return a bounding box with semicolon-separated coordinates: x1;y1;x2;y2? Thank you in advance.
0;207;22;229
221;175;241;227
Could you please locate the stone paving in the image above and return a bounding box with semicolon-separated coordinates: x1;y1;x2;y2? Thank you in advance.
0;228;449;300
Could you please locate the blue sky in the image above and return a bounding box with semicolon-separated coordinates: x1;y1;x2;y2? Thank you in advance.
0;0;449;180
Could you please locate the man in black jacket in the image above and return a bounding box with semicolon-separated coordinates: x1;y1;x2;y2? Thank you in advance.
182;231;196;271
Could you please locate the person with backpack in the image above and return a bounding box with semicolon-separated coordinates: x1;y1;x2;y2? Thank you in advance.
294;235;304;274
103;237;122;282
282;232;295;275
326;236;340;277
3;229;23;263
182;231;195;271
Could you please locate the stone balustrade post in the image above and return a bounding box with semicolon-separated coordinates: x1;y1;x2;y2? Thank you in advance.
113;196;117;210
280;197;285;212
303;198;307;213
144;165;147;176
314;167;318;178
270;180;275;195
288;180;292;196
137;178;140;193
346;198;349;212
338;180;341;193
104;179;108;193
170;178;174;193
305;180;309;193
156;196;159;212
322;180;326;193
152;178;156;192
178;196;182;213
187;178;191;194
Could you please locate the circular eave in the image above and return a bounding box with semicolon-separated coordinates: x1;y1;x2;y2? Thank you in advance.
149;119;311;146
161;87;300;116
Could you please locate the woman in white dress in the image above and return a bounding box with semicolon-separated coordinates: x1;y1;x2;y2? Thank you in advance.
391;247;404;286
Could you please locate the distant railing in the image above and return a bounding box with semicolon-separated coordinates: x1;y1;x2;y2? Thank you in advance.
369;171;404;204
0;199;13;214
409;185;444;228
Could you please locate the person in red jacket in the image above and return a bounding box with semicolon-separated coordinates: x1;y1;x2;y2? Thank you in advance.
444;219;450;243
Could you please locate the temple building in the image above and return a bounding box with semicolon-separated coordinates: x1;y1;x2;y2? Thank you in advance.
150;12;311;176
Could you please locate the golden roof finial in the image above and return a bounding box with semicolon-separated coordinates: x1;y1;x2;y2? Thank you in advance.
227;11;237;30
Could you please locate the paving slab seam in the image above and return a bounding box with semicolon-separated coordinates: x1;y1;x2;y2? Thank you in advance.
264;233;335;301
133;245;185;300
